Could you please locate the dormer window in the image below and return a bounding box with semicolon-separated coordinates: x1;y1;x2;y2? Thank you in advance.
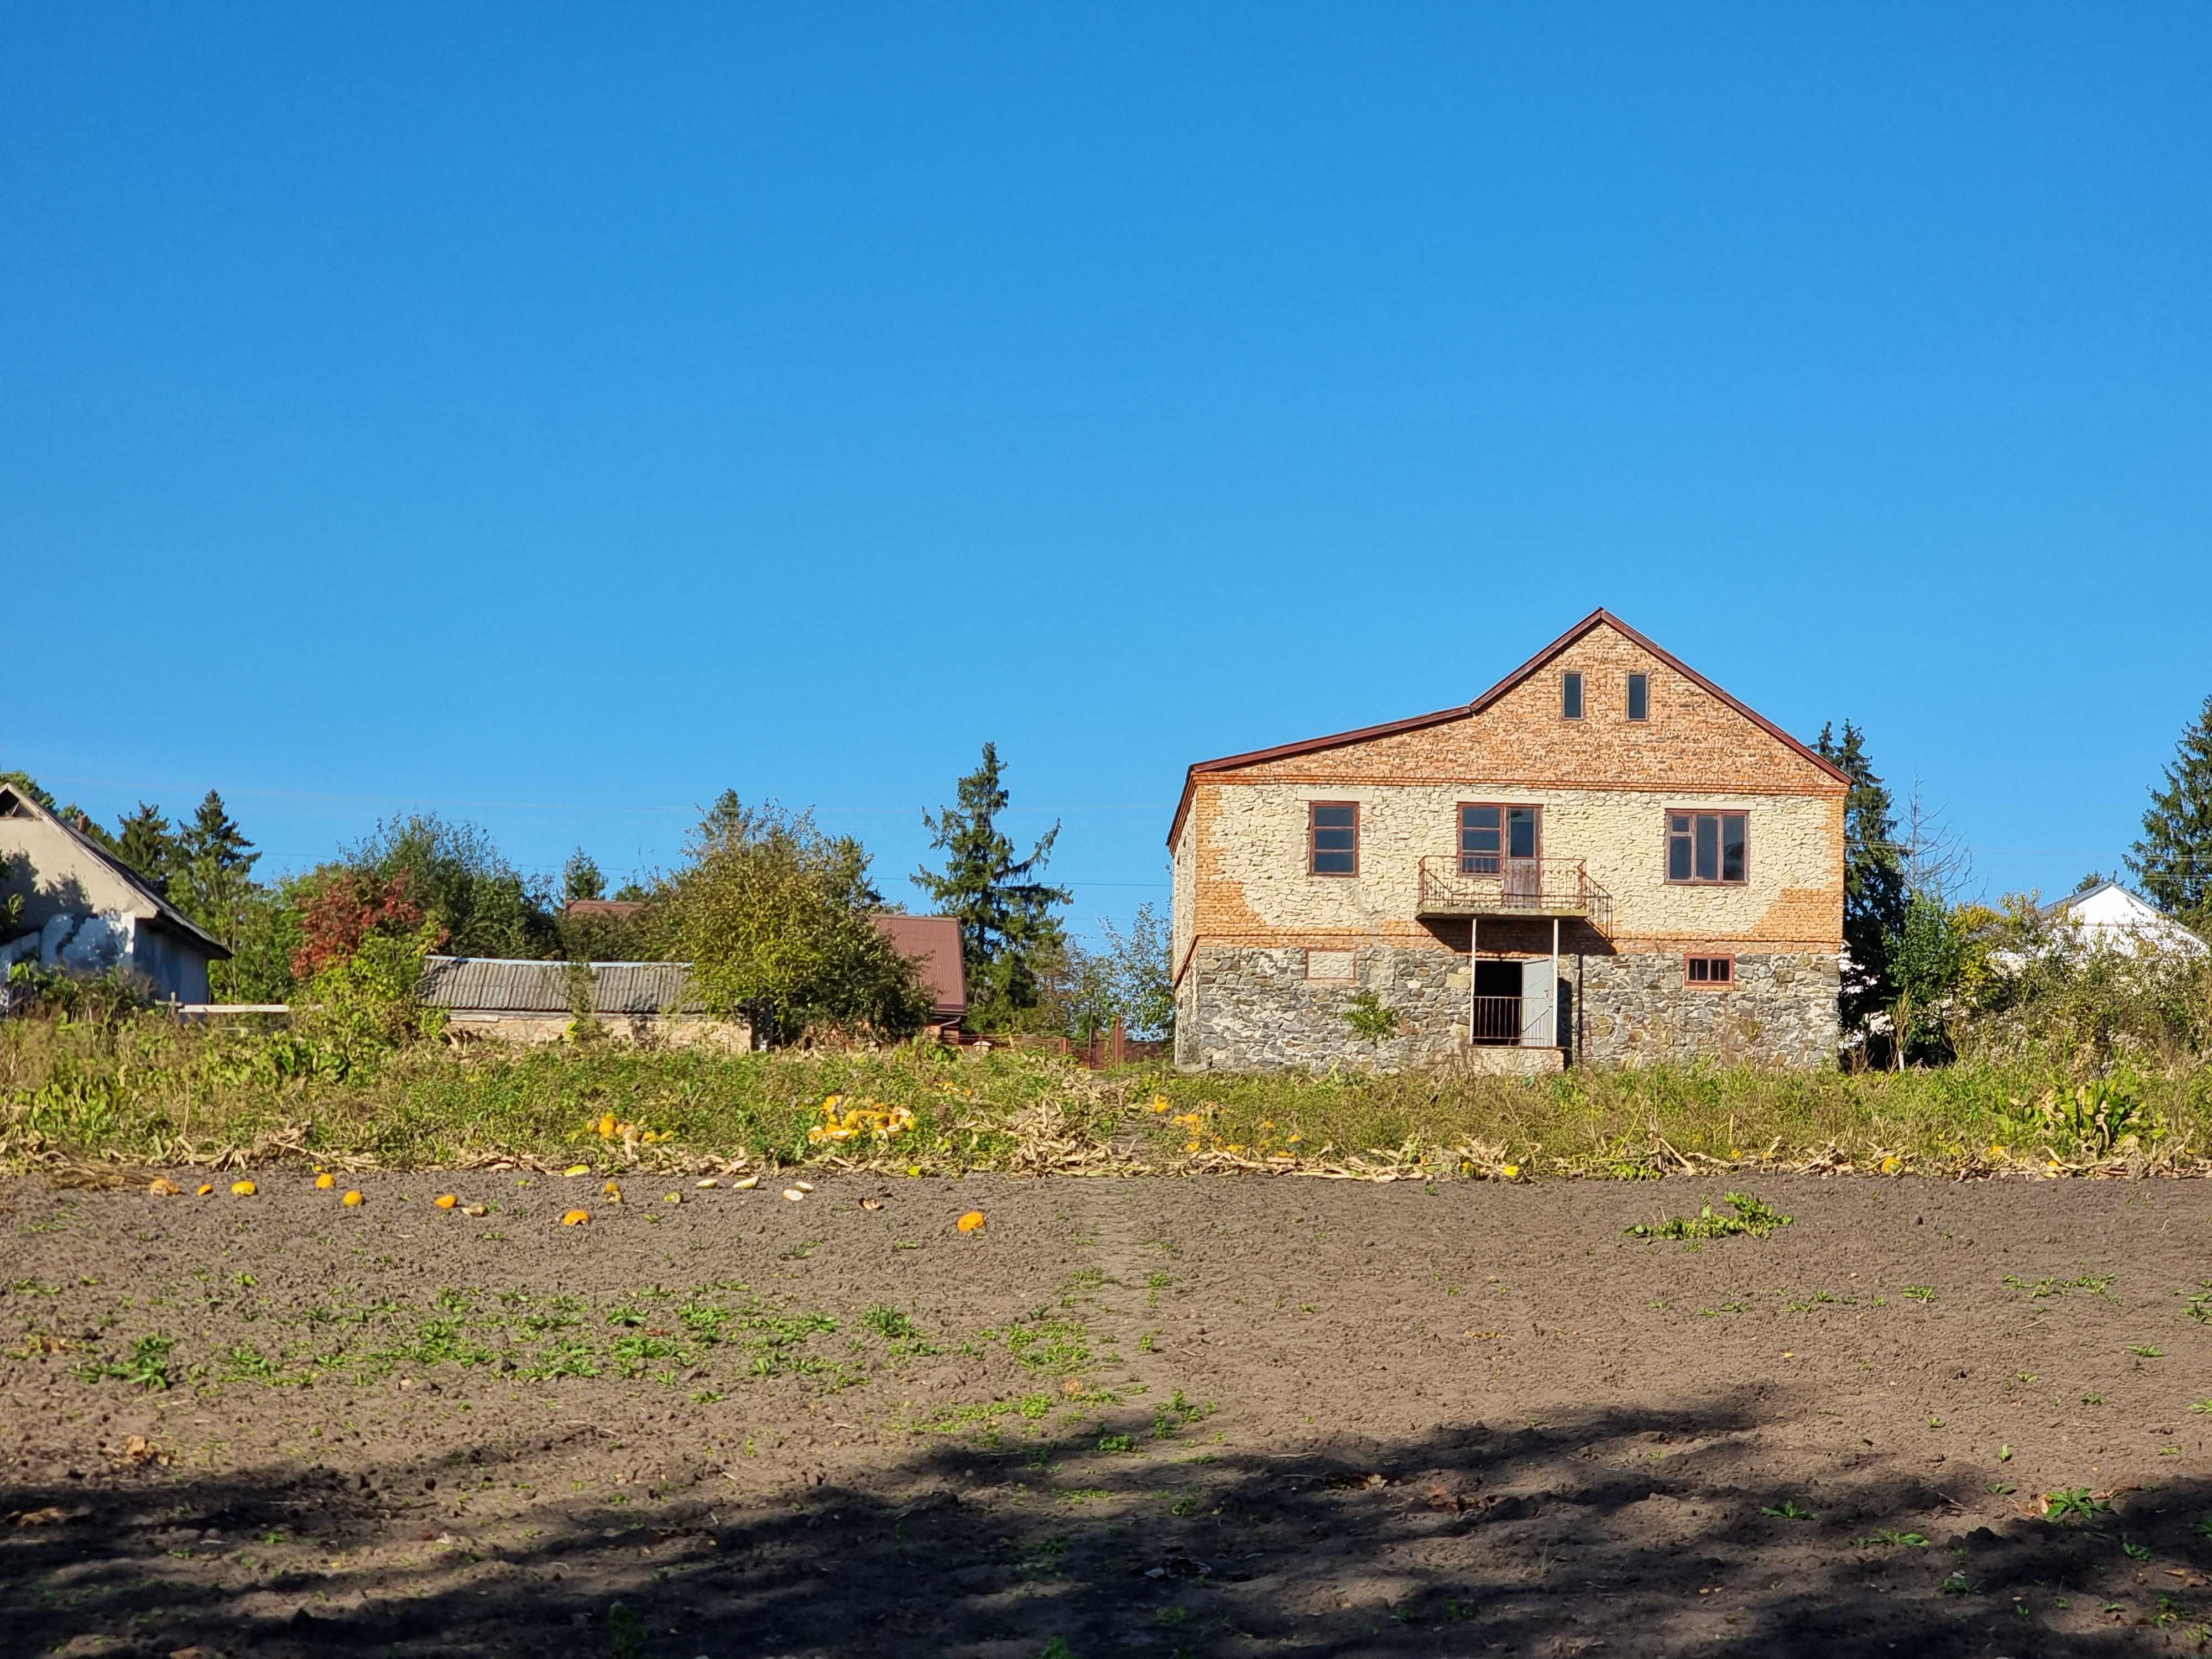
1561;671;1584;721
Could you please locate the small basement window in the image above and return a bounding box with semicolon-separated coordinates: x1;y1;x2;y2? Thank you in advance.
1309;802;1359;875
1561;671;1584;720
1686;954;1734;987
1627;671;1649;722
1667;810;1748;884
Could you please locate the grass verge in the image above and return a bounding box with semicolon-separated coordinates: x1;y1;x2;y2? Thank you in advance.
3;1011;2210;1179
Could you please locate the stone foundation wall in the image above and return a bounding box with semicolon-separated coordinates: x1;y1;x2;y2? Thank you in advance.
1183;945;1472;1072
1180;944;1839;1072
1580;951;1838;1068
444;1014;751;1051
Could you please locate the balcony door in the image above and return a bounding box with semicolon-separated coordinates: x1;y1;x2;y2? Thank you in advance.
1460;804;1541;906
1460;805;1548;911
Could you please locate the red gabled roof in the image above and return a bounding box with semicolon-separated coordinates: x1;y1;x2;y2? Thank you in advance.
1166;608;1849;847
871;913;968;1022
564;899;646;921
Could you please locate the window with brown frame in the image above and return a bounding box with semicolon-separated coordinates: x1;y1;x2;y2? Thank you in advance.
1561;670;1584;720
1667;810;1748;884
1459;803;1539;874
1308;802;1359;875
1686;954;1734;987
1626;671;1650;722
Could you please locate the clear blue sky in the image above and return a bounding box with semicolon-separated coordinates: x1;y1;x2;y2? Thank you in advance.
9;6;2209;937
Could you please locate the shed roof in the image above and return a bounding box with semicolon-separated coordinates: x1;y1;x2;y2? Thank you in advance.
418;957;701;1016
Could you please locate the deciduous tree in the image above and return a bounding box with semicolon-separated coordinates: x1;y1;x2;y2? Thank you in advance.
661;794;930;1044
338;814;558;960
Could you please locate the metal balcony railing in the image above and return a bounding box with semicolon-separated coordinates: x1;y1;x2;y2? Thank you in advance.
1416;855;1613;936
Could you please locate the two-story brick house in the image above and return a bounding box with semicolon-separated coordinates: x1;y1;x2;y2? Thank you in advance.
1167;611;1849;1071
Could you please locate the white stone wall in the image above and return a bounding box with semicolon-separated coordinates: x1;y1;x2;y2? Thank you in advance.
445;1014;752;1050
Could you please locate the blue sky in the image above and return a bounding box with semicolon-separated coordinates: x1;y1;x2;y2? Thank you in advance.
8;6;2209;936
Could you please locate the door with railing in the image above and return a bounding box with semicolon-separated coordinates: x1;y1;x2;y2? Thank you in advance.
1470;994;1521;1045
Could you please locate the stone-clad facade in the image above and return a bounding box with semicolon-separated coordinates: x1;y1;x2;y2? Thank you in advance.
1168;611;1848;1072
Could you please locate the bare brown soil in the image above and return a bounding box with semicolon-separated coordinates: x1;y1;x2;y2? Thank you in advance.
5;1171;2211;1657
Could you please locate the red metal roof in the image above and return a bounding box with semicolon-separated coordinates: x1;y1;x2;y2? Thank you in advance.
563;900;646;920
871;913;968;1021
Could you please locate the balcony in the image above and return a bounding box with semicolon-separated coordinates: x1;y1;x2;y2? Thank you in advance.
1415;855;1614;936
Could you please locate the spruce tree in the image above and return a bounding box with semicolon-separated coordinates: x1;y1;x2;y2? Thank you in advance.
1817;721;1905;1033
562;849;607;904
2128;693;2212;920
112;802;178;893
172;791;261;943
912;743;1072;1023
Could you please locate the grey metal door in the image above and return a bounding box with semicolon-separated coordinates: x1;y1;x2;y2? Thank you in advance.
1519;957;1554;1047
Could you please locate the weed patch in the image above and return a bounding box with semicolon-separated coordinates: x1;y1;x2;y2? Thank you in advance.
1628;1192;1792;1243
75;1334;177;1391
2006;1272;2115;1300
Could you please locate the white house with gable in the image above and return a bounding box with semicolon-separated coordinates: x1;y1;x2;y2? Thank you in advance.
2043;880;2208;958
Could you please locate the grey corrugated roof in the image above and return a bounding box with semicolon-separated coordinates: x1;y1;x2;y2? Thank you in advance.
419;956;702;1016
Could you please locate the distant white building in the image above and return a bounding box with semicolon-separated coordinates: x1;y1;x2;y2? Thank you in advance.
1999;881;2209;964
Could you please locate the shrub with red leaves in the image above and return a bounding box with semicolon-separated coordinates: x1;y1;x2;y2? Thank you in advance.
289;871;440;980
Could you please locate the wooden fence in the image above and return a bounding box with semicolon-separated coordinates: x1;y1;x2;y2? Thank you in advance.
948;1017;1167;1068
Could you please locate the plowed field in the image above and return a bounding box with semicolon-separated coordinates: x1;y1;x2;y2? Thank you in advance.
6;1172;2210;1656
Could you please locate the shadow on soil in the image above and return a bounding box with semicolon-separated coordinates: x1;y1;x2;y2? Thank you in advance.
9;1389;2209;1657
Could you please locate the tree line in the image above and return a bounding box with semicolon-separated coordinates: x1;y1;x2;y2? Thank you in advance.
1;746;1172;1047
1818;691;2212;1066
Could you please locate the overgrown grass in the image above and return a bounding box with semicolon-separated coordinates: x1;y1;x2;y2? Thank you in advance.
4;1009;2211;1178
0;1014;1115;1173
1133;1056;2212;1178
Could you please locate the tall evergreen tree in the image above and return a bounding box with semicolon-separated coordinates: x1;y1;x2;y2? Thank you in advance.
562;849;608;904
912;743;1072;1022
112;802;178;893
2128;693;2212;921
1818;721;1905;1033
172;791;261;943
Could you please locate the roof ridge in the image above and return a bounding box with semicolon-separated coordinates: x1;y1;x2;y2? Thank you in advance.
1166;609;1850;848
